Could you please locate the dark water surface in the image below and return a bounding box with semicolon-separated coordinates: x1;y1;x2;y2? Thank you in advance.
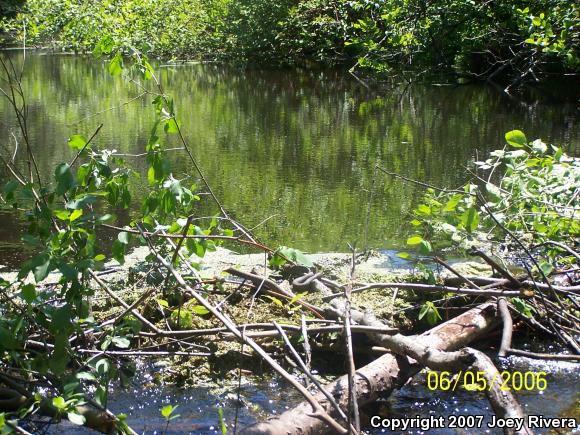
0;52;579;267
49;353;579;434
38;352;580;435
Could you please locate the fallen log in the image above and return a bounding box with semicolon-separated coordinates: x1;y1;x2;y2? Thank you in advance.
240;304;509;435
321;282;528;301
444;276;580;294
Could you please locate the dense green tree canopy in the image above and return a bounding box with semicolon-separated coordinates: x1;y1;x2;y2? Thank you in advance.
1;0;578;84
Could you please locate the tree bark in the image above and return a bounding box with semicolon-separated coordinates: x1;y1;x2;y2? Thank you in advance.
240;303;499;435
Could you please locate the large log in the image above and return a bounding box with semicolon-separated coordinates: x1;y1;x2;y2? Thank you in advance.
240;303;500;435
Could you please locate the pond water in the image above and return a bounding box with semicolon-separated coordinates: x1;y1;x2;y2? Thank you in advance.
44;350;579;434
1;52;579;434
0;51;579;268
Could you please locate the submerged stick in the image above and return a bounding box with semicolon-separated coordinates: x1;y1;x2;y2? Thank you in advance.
322;282;525;301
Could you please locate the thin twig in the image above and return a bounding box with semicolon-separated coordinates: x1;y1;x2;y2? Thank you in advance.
434;256;485;290
68;123;104;167
506;348;580;361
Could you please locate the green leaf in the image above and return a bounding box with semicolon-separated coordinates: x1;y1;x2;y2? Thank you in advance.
443;194;463;212
54;209;70;220
418;304;429;320
69;209;83;222
112;240;126;264
538;261;554;276
505;130;527;148
94;386;107;408
141;60;154;80
21;283;37;303
418;301;441;325
67;412;86;426
109;52;123;76
461;207;480;233
512;297;534;318
3;180;19;195
427;305;442;324
415;203;431;216
111;336;131;349
58;263;78;281
157;299;169;308
161;404;179;420
117;231;130;244
289;292;306;305
164;118;179;134
276;246;313;267
68;135;87;151
419;240;432;254
76;372;97;381
66;194;97;210
97;214;115;223
52;396;67;411
147;166;156;185
55;163;74;195
33;256;51;282
95;358;111;376
533;221;547;233
186;239;206;258
94;35;114;56
486;183;502;202
406;235;423;245
396;252;410;259
22;234;41;247
0;326;18;351
161;405;173;419
265;295;283;307
190;305;210;315
268;252;287;269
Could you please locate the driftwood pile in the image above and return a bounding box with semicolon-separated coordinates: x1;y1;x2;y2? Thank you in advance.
1;227;579;434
